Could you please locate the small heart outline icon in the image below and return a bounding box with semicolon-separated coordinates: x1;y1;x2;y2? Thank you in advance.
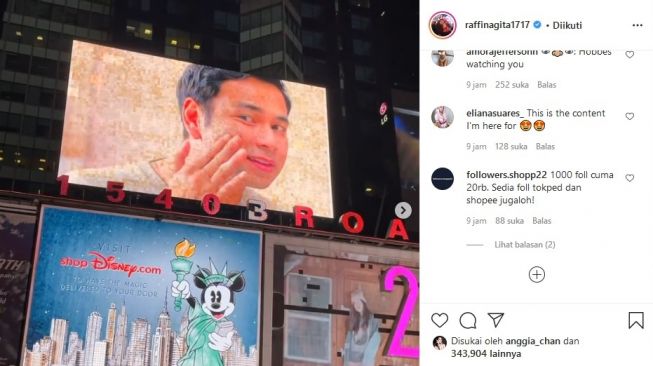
625;174;634;182
625;112;634;120
625;51;634;58
431;313;449;328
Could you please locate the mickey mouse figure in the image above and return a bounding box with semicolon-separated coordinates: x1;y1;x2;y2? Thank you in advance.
171;258;245;366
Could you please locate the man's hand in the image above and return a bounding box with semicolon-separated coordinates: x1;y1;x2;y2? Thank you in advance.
168;134;248;203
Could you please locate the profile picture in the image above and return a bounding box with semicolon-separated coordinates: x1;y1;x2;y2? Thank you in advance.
432;50;454;67
433;335;447;350
431;167;454;190
431;106;454;129
430;11;456;39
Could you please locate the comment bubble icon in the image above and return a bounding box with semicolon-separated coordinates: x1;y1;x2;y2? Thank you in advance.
459;312;477;329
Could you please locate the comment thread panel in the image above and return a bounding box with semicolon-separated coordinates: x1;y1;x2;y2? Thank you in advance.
421;0;653;364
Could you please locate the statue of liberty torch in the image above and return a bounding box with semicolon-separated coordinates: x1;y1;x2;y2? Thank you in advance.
171;239;196;311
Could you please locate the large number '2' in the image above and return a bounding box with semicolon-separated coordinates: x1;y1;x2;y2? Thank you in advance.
383;265;419;359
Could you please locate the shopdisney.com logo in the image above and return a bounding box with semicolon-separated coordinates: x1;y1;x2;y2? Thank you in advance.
60;251;162;277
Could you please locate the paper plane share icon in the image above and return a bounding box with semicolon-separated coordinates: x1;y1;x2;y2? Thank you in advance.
488;313;505;328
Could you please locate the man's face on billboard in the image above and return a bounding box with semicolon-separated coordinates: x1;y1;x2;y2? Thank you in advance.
200;77;289;189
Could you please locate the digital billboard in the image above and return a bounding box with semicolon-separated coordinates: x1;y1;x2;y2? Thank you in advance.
263;234;419;365
59;41;333;217
0;203;37;366
23;206;262;366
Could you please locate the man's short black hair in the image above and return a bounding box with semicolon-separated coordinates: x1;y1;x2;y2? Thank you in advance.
176;64;292;137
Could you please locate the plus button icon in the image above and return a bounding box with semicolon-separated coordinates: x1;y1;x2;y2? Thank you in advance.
529;266;545;283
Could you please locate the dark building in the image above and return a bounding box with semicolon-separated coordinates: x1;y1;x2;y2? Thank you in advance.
299;0;419;238
240;0;302;81
0;0;418;240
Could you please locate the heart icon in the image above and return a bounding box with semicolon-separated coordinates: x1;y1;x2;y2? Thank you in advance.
625;174;634;182
431;313;449;328
625;51;635;58
625;112;634;120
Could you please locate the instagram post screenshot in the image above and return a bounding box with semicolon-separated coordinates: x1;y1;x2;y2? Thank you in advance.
0;1;651;366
